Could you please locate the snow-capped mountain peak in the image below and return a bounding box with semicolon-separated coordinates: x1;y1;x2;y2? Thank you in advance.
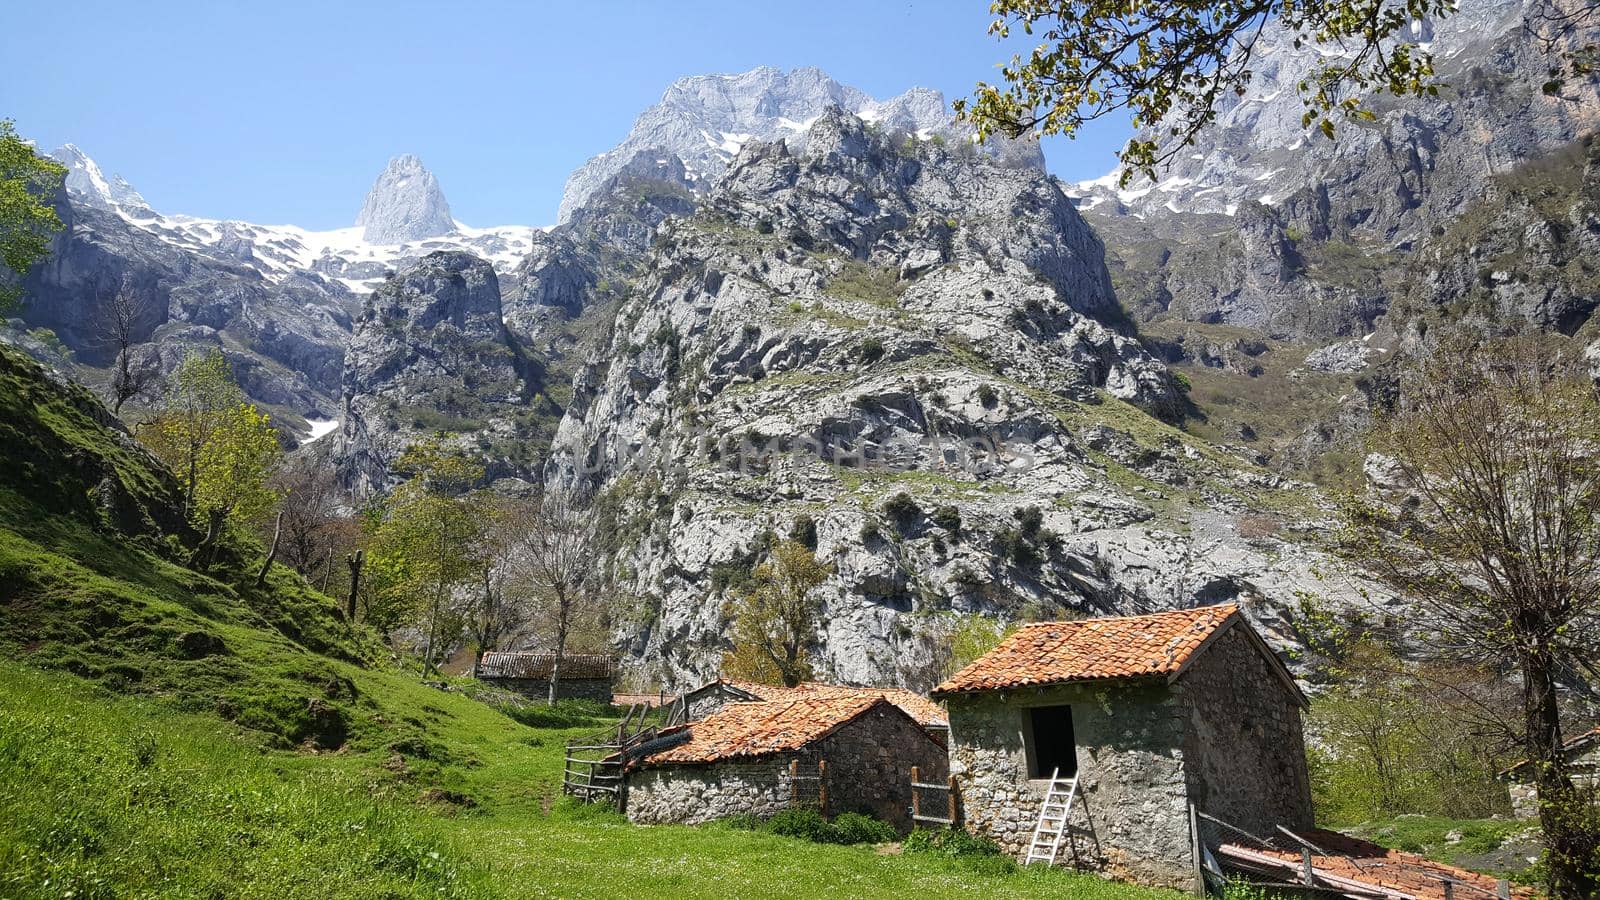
355;154;455;244
557;66;1043;222
50;144;153;214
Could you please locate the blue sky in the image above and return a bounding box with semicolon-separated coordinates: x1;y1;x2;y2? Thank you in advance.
2;0;1131;228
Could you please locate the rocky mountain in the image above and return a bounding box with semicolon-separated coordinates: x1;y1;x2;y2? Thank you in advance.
1068;0;1600;476
1069;0;1596;244
355;154;456;244
12;145;544;439
545;108;1381;688
556;66;1044;223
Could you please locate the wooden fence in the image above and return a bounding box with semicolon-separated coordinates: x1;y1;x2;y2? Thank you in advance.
909;766;958;826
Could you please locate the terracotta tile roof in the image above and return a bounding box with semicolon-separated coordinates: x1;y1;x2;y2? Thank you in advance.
1220;829;1533;900
476;652;616;680
642;695;892;765
931;604;1240;696
1501;725;1600;779
715;680;947;728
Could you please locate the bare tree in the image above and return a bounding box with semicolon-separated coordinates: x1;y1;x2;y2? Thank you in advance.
269;462;351;580
1342;332;1600;898
93;285;155;416
508;491;600;705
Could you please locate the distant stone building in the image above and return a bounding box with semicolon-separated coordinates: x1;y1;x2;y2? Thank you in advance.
677;678;949;743
1502;727;1600;819
475;652;616;703
623;693;947;831
932;603;1312;890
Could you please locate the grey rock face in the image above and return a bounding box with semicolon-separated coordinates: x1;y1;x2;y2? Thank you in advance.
20;186;353;417
49;144;154;216
335;251;532;495
557;66;1042;223
356;154;455;244
545;111;1377;689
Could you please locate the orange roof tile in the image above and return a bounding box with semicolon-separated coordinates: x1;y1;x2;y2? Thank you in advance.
1221;829;1534;900
932;604;1240;696
718;680;947;728
643;695;893;765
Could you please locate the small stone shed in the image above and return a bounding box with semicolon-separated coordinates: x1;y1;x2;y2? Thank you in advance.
1501;726;1600;819
678;678;949;743
474;652;616;703
932;603;1313;889
623;693;947;831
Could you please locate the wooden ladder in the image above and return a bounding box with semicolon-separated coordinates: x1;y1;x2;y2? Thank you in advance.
1024;768;1080;867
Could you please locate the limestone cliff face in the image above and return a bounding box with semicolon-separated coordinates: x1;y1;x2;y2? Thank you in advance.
547;110;1381;690
20;185;354;421
335;251;534;495
356;155;455;244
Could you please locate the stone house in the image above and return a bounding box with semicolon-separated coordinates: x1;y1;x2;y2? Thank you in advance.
1501;727;1600;819
677;678;949;743
475;652;616;702
931;603;1313;890
623;693;948;831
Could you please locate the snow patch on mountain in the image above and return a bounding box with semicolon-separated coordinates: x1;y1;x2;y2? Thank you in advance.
556;65;1044;222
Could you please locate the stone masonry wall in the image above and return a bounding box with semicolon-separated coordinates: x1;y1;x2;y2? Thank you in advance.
625;756;801;825
946;681;1195;889
814;705;949;831
1509;743;1600;819
482;676;613;703
625;705;945;830
1177;625;1314;836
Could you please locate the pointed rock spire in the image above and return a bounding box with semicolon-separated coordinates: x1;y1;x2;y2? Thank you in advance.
355;154;454;244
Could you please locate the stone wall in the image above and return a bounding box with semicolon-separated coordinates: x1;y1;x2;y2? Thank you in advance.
813;704;948;831
625;757;801;825
481;676;612;703
682;683;750;722
624;704;943;830
945;681;1195;888
1508;743;1600;819
1177;625;1314;835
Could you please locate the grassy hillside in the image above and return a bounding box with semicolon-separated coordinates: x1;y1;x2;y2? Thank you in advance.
0;344;1178;897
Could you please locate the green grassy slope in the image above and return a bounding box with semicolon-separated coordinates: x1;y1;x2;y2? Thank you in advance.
0;343;1178;897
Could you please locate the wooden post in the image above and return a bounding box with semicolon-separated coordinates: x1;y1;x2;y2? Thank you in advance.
1443;880;1454;900
1301;847;1314;885
818;759;828;815
1497;880;1511;899
1189;803;1205;897
790;759;800;804
910;766;921;821
946;773;958;825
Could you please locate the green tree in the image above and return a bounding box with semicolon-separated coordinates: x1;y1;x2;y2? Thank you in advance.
722;540;829;687
143;351;282;562
365;438;486;677
955;0;1593;183
1341;334;1600;897
0;120;67;310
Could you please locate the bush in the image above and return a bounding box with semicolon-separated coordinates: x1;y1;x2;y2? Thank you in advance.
902;827;1018;875
764;807;834;842
859;336;886;364
828;811;896;845
932;505;962;537
762;807;895;845
976;384;998;408
881;492;921;526
789;515;818;551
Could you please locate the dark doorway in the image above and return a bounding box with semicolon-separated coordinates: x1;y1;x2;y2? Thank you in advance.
1027;705;1078;778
